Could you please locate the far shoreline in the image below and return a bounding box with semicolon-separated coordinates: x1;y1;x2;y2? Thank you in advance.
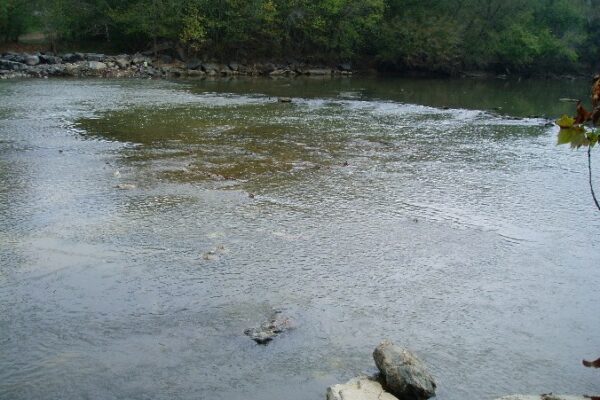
1;48;596;82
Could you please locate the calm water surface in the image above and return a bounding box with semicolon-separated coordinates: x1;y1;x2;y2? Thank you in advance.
1;77;599;400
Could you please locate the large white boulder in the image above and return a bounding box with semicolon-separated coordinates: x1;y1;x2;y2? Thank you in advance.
327;376;399;400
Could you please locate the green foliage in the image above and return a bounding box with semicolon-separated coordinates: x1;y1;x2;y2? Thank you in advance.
376;13;462;73
3;0;596;73
556;114;599;148
180;5;207;51
0;0;34;42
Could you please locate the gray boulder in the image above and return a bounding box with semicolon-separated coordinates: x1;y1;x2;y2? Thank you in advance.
115;58;130;69
0;59;25;71
327;376;399;400
61;53;84;63
39;54;61;64
24;55;40;66
45;64;66;76
255;62;275;74
186;58;201;70
64;63;82;76
131;53;150;65
373;341;436;400
2;53;26;63
86;61;107;70
338;62;352;71
201;63;219;73
85;53;105;62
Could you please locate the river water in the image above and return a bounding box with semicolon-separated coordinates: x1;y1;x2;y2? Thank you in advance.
1;77;599;400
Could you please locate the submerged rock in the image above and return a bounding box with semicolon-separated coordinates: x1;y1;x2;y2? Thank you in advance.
373;340;436;400
115;183;136;190
327;376;399;400
244;311;293;344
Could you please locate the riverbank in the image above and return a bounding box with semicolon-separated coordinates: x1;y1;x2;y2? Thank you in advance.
2;51;594;81
0;51;354;80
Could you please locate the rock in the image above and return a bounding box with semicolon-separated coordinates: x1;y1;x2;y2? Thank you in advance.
494;396;588;400
269;69;289;76
39;54;61;64
187;69;205;77
131;53;150;65
166;67;184;77
228;61;240;71
201;63;220;73
40;64;66;77
186;58;201;70
158;54;172;64
278;97;292;103
338;62;352;71
3;53;26;63
327;376;399;400
305;68;332;75
63;63;82;76
244;311;293;344
24;55;40;66
373;340;436;400
255;62;276;74
85;53;105;62
115;58;130;69
202;250;218;261
0;59;25;71
61;53;84;63
115;183;136;190
218;64;231;75
86;61;107;71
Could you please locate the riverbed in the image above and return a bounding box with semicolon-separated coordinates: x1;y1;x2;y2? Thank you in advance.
1;77;599;400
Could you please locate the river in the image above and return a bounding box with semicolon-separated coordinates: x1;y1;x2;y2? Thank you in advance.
1;77;599;400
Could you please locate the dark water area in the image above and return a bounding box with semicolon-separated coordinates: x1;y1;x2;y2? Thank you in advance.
0;77;599;400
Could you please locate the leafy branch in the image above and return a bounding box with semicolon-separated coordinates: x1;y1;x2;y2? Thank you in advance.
556;113;600;212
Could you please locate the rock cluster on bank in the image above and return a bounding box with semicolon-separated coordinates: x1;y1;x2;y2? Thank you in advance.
327;341;437;400
0;51;354;80
327;341;594;400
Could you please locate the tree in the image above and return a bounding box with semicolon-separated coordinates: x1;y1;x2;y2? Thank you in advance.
0;0;34;42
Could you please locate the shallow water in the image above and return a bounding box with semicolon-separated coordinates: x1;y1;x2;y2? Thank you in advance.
1;77;599;400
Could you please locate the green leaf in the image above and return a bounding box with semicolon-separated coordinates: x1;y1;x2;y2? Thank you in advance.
556;114;575;129
557;126;588;148
588;131;599;147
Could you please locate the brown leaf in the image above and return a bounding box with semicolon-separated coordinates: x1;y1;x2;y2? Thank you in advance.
592;74;600;109
582;357;600;368
575;101;593;124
